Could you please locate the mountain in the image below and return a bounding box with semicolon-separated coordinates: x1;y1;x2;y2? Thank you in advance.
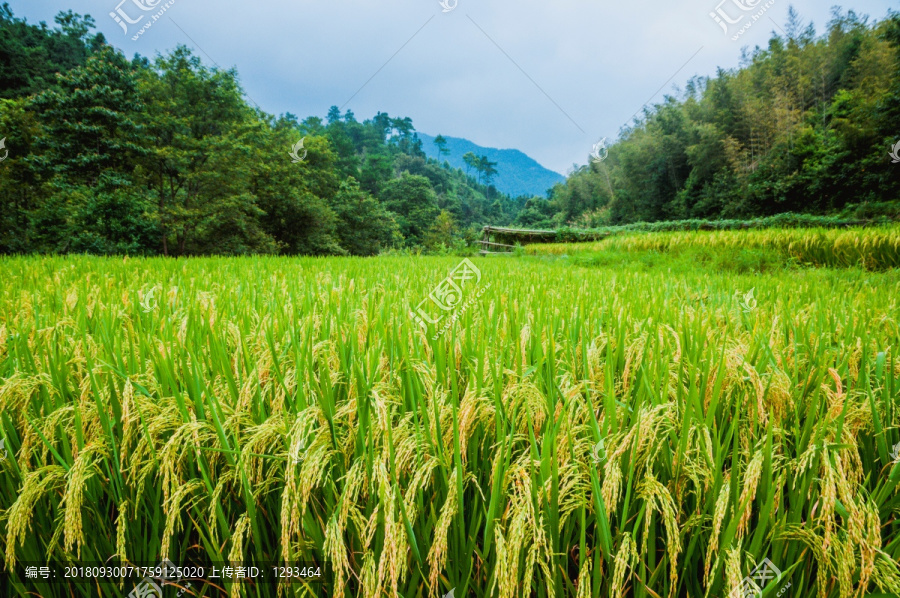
418;133;564;198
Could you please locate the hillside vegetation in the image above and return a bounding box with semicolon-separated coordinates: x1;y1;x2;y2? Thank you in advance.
0;5;523;257
518;9;900;229
418;133;565;199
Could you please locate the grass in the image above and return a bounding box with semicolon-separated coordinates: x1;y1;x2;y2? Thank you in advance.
530;226;900;270
0;228;899;597
553;211;900;240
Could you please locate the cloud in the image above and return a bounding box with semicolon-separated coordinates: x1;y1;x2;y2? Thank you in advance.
8;0;897;174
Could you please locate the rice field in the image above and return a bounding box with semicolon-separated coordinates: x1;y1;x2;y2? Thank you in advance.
1;230;900;597
529;227;900;270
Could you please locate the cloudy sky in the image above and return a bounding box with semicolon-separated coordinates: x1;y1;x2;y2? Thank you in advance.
8;0;897;173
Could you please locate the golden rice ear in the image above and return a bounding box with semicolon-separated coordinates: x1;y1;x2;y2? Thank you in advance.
601;457;623;513
63;442;109;559
227;513;252;596
360;550;378;598
5;466;67;567
872;551;900;596
610;533;637;598
210;470;235;547
427;468;460;595
723;548;743;598
705;476;731;586
736;450;764;539
160;479;202;561
575;554;592;598
637;475;681;595
323;514;349;598
116;498;129;563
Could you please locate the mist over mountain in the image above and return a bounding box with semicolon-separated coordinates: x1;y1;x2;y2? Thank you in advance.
418;133;565;199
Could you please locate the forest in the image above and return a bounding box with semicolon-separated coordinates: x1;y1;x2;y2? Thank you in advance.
1;5;899;255
0;4;521;256
523;8;900;229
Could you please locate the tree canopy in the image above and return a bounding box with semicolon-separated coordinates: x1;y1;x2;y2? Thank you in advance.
0;4;517;256
519;8;900;229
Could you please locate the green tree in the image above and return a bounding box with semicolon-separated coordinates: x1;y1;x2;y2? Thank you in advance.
330;177;399;255
324;113;360;179
327;105;342;124
422;209;457;250
545;9;900;225
243;116;343;255
462;152;477;178
380;173;439;247
138;46;276;255
30;45;145;188
478;155;498;188
62;186;160;255
0;6;102;100
359;153;393;196
434;134;450;157
0;4;527;255
24;45;150;252
0;97;41;253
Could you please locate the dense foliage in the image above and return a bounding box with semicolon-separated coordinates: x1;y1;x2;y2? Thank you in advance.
523;8;900;229
0;5;519;256
535;209;900;242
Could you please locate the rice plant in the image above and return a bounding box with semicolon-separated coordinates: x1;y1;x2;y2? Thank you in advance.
531;226;900;270
0;241;899;597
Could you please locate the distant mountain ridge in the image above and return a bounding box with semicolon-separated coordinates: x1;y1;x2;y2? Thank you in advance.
418;133;564;198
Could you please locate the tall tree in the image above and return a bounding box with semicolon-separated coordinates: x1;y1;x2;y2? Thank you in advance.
330;177;399;255
138;46;276;255
423;209;457;250
479;156;499;187
433;134;450;157
25;45;153;252
543;8;900;225
0;6;102;99
30;46;145;188
462;152;477;178
0;97;41;253
379;173;439;247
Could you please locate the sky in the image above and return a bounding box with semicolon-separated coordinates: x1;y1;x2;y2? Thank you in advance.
8;0;897;174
